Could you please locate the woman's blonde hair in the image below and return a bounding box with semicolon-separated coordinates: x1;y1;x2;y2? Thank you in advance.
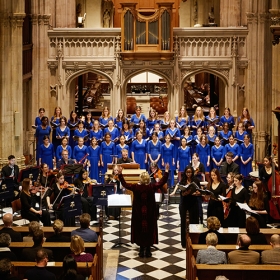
70;235;85;255
53;219;64;234
139;172;151;185
206;232;218;246
207;216;221;231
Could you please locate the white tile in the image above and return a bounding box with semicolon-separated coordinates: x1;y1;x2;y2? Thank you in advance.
148;250;170;259
146;269;172;279
103;233;120;241
147;259;170;269
118;259;143;269
174;260;186;269
175;270;186;278
173;250;186;259
118;268;143;279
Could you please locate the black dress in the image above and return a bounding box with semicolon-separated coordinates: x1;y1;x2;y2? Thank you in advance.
228;187;249;228
179;177;200;247
249;195;270;228
207;181;226;225
20;191;51;226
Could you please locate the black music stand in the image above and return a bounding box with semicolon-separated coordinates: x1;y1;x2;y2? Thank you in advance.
62;164;83;184
0;178;14;218
108;194;132;248
18;166;40;182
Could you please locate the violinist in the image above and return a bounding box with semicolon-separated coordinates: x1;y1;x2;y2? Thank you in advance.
106;165;123;220
74;169;97;221
46;171;76;226
248;180;269;228
37;163;56;191
149;162;167;219
20;178;51;226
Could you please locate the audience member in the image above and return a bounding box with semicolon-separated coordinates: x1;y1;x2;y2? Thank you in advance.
246;216;267;245
70;235;93;262
261;234;280;264
0;233;17;261
196;233;227;264
22;229;54;261
22;221;40;242
71;214;98;242
0;258;19;280
46;219;71;242
59;255;85;280
0;213;22;242
24;249;56;280
228;234;260;264
198;216;226;245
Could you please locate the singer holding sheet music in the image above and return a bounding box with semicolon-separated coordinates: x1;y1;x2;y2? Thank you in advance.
118;163;170;258
20;178;51;226
207;169;226;226
170;166;200;248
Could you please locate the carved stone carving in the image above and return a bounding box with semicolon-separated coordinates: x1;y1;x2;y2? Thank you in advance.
50;84;57;94
9;14;25;28
246;12;258;24
65;69;77;81
123;69;137;78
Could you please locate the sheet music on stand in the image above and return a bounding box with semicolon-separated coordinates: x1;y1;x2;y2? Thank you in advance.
107;194;132;207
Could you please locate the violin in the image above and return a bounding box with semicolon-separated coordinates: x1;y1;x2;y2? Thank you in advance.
60;182;75;191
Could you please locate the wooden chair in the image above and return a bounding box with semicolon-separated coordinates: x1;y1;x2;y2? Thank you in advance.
11;198;28;224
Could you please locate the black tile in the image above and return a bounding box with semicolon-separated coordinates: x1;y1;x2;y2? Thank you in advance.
132;264;157;274
161;264;185;275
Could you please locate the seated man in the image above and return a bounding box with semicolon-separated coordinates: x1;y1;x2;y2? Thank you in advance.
219;152;239;176
1;155;20;196
261;234;280;264
117;149;133;164
23;221;40;242
0;233;17;261
228;234;260;264
24;249;56;280
71;213;98;242
56;150;75;169
196;233;227;264
0;213;22;241
21;229;54;261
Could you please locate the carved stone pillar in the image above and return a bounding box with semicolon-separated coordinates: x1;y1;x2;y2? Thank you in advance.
246;1;272;161
55;0;76;28
220;0;241;27
0;0;26;167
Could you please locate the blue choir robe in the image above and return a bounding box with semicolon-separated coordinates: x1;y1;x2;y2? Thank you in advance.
240;143;254;176
191;118;204;136
90;129;103;145
67;119;79;150
165;127;181;161
161;143;175;186
224;143;240;159
147;140;162;163
73;145;88;163
100;141;115;181
56;126;70;144
39;143;55;169
87;145;101;181
135;128;150;140
50;117;60;151
99;116;113;129
146;119;159;131
35;125;51;161
205;116;220;131
234;131;248;144
84;120;93;131
131;139;147;169
219;130;233;145
74;129;89;145
177;146;191;172
114;118;126;130
211;145;225;169
116;144;130;158
104;127;120;142
196;143;211;172
220;115;235;130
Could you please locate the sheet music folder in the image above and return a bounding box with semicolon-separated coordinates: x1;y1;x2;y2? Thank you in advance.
62;164;83;175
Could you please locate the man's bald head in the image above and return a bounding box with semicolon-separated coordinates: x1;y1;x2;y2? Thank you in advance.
3;213;13;227
239;234;251;247
270;234;280;247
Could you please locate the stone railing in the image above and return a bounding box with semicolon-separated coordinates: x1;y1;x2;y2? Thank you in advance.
47;28;121;61
173;27;248;61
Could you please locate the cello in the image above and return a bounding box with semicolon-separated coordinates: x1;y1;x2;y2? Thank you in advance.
267;149;280;220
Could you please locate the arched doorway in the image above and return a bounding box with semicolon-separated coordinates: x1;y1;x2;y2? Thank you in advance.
67;70;112;119
125;71;169;118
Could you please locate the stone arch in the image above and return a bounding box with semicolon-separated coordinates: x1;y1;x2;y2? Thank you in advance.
121;68;173;114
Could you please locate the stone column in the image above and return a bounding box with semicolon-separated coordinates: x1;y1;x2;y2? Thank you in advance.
55;0;76;28
0;0;26;167
245;0;272;161
220;0;241;27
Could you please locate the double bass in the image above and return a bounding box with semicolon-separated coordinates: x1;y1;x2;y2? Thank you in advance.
267;151;280;220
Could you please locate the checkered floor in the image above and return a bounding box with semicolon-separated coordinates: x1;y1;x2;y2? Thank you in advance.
0;201;208;280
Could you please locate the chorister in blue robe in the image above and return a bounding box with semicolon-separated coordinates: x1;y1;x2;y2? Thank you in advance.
177;146;191;172
131;139;147;169
39;143;55;169
147;140;162;164
90;129;103;145
35;125;51;162
225;143;240;160
104;127;120;142
240;142;254;176
211;145;225;170
87;145;101;181
165;127;181;160
196;143;211;172
161;143;175;187
116;143;130;158
74;128;89;145
73;144;88;163
100;141;115;181
220;115;235;131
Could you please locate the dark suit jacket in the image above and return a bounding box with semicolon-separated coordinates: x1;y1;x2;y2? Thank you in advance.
21;245;54;262
46;233;71;242
1;164;19;190
198;229;227;244
228;247;260;264
0;227;22;242
0;248;17;261
261;247;280;264
220;161;239;175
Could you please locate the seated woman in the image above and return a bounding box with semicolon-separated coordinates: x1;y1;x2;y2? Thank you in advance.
246;216;267;244
198;216;226;244
196;232;227;264
46;219;71;242
22;221;40;242
59;255;84;280
20;178;51;226
70;235;93;262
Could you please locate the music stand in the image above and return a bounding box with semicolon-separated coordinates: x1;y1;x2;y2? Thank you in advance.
62;164;83;184
0;177;14;218
108;194;132;248
18;166;40;182
61;194;82;218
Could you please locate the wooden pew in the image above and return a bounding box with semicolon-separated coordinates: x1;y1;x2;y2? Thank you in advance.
9;241;97;262
11;258;99;280
189;226;280;244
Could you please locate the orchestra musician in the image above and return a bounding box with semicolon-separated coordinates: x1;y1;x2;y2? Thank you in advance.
20;178;51;226
74;169;97;221
248;180;269;228
56;150;75;170
46;171;77;226
223;172;235;227
37;163;56;188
